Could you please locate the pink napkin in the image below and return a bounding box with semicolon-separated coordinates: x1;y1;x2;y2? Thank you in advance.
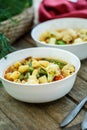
38;0;87;22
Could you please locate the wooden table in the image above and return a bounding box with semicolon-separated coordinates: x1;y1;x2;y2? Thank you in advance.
0;30;87;130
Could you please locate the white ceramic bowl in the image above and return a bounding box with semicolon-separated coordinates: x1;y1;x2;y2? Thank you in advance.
31;18;87;60
0;47;80;103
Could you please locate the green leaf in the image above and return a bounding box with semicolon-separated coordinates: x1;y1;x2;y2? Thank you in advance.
39;68;47;77
0;81;3;87
0;33;16;59
28;60;34;74
0;0;32;22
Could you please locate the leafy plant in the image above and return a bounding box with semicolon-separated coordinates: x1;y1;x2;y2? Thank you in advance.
0;0;33;87
0;0;32;22
0;33;16;59
0;0;32;58
0;81;3;87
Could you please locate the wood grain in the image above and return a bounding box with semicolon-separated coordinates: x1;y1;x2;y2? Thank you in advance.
0;87;85;130
0;109;18;130
62;123;81;130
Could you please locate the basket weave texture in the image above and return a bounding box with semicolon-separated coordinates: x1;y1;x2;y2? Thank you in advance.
0;7;34;43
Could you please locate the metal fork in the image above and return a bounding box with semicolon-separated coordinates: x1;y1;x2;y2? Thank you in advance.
60;96;87;127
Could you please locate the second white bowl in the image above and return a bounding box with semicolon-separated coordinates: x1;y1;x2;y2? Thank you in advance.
31;18;87;60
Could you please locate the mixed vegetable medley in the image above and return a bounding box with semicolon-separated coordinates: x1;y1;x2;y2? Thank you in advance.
4;57;75;84
39;28;87;45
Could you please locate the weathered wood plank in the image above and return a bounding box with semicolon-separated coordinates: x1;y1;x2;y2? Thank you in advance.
0;88;58;130
62;123;81;130
68;76;87;109
0;109;18;130
24;32;37;47
0;87;85;130
12;37;36;51
78;59;87;81
36;97;85;127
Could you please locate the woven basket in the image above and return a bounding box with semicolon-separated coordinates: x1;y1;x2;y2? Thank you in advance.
0;7;34;43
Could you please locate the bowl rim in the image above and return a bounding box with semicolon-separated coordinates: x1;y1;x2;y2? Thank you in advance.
0;47;81;87
31;17;87;47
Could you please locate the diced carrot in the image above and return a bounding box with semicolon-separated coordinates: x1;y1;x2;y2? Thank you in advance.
53;75;64;81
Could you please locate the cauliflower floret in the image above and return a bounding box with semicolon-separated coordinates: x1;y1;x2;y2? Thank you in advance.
67;29;77;38
55;32;63;40
62;29;77;44
46;63;60;82
26;75;39;84
62;34;73;44
46;63;60;74
62;64;75;77
74;38;83;43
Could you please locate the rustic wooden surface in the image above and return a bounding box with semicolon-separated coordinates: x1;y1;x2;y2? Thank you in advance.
0;29;87;130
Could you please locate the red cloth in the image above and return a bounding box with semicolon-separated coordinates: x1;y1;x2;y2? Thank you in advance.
38;0;87;22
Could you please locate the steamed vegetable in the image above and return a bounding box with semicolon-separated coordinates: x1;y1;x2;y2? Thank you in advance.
4;57;75;84
39;28;87;45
